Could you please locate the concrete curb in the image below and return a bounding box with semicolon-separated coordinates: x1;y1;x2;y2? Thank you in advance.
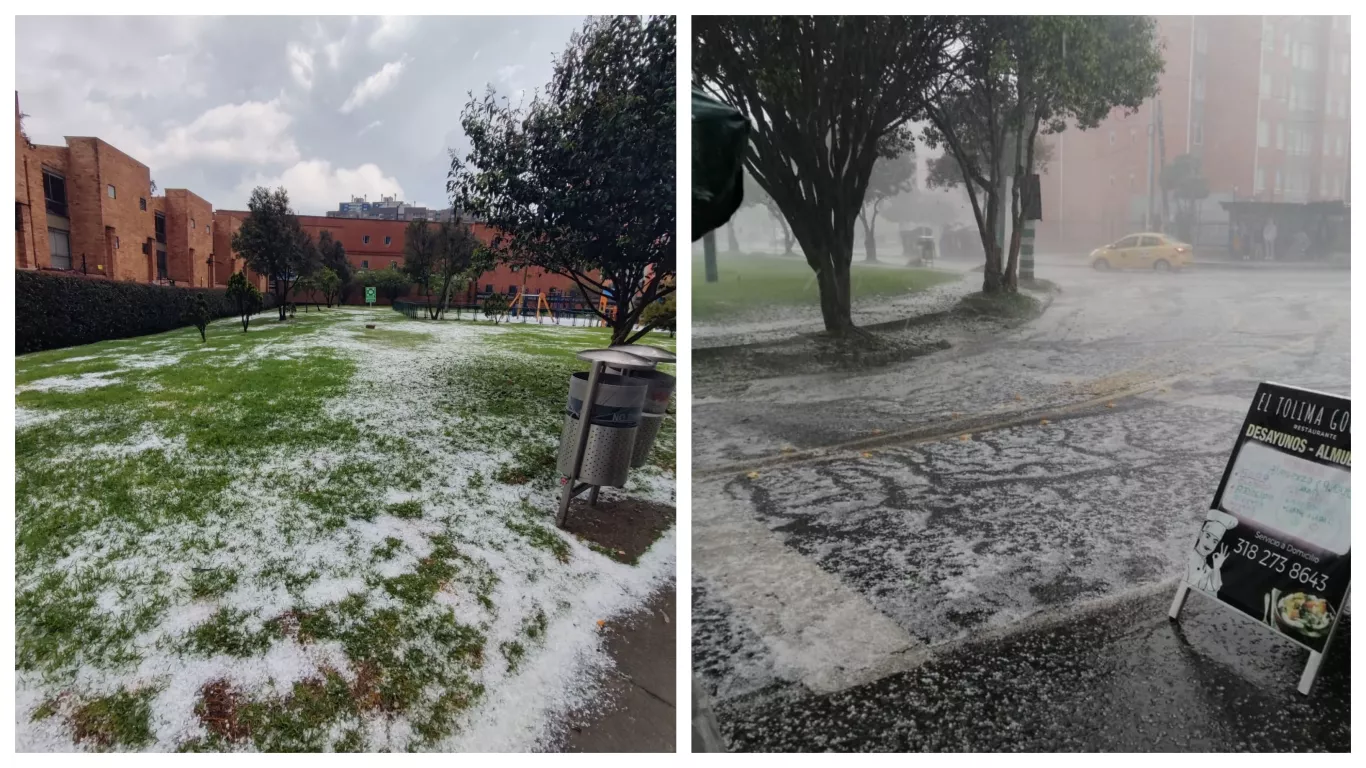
691;677;729;752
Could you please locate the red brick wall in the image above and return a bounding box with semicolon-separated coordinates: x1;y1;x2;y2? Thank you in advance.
61;137;153;279
164;189;214;286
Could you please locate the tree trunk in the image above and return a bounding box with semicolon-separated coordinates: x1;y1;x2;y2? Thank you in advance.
703;231;719;283
860;211;878;263
814;259;854;334
726;221;740;254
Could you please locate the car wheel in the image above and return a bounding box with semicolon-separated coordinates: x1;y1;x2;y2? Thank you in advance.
1153;259;1171;272
1092;258;1111;271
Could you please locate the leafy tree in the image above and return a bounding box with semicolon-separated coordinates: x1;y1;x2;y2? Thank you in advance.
695;17;960;335
1161;153;1209;242
639;294;676;337
432;217;492;320
312;267;341;308
402;219;440;316
317;230;352;305
919;16;1163;292
230;186;316;320
225;271;263;333
482;293;509;324
450;15;675;345
357;266;411;303
859;151;917;263
185;294;212;342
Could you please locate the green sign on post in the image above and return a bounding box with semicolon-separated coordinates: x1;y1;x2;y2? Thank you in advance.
365;286;376;306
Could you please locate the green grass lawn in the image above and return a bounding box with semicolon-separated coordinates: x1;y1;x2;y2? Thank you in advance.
15;309;674;752
692;252;957;322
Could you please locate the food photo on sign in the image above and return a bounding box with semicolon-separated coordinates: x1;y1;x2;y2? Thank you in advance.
1172;382;1350;693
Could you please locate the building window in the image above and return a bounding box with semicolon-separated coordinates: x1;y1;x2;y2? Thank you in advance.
363;235;370;244
1283;34;1291;56
485;284;493;293
1275;124;1283;149
1108;130;1115;146
154;212;167;244
190;218;196;230
1195;27;1208;55
48;228;72;269
1257;120;1269;148
139;197;147;211
384;236;391;245
1193;75;1205;101
507;285;517;295
42;169;68;218
114;236;120;250
391;260;398;269
1255;167;1265;192
107;184;116;199
1275;170;1283;191
361;260;369;269
156;250;168;280
1260;73;1271;98
1191;121;1203;146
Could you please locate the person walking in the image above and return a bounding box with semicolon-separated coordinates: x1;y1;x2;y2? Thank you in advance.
1263;218;1278;262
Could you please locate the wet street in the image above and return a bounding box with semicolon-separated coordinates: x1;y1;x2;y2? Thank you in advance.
692;263;1351;751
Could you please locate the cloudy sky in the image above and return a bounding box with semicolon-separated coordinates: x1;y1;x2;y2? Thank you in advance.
17;15;586;215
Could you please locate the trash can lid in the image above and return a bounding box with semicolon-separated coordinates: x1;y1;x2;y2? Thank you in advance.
576;348;655;369
611;344;677;364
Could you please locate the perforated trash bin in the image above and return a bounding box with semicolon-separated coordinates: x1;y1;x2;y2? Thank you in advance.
556;372;647;487
629;411;667;468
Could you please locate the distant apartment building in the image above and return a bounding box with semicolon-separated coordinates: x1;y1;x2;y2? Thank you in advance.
15;95;217;286
1036;15;1350;251
326;195;456;223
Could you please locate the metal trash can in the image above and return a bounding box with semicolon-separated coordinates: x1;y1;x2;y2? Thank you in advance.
629;411;667;468
607;345;676;465
556;371;646;488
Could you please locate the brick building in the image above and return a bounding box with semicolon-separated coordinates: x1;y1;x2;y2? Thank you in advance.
16;95;219;287
1035;15;1350;252
18;92;593;304
211;211;584;305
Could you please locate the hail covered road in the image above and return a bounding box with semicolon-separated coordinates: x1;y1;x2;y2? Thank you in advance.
692;263;1351;751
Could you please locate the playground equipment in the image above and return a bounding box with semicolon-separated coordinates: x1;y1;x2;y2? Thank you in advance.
505;290;557;324
554;343;677;528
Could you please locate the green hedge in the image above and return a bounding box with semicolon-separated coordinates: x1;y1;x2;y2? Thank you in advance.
16;270;278;355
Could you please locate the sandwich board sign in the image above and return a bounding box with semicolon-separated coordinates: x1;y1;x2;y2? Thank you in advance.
365;286;376;306
1169;382;1350;694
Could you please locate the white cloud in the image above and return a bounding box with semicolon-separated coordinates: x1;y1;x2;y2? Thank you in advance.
471;50;481;62
358;120;383;137
340;59;407;114
324;38;345;70
154;98;300;168
497;64;524;84
368;16;416;51
287;43;314;89
236;159;405;215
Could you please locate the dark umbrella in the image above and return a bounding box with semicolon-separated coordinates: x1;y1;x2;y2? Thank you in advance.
691;88;749;242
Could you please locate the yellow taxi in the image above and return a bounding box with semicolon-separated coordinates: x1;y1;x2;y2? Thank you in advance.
1089;232;1193;272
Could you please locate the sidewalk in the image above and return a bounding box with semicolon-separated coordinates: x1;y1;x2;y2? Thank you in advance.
562;585;676;752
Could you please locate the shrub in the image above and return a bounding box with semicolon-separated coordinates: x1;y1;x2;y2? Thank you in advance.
639;295;676;337
481;293;510;324
185;294;212;342
16;270;277;355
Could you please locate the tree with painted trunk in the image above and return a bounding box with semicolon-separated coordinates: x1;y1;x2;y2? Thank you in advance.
920;16;1163;293
694;16;959;335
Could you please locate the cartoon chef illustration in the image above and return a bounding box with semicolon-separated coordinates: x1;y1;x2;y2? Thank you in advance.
1188;510;1239;595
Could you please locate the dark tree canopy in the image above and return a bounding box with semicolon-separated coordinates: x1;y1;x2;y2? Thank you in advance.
402;219;440;313
449;15;675;345
695;16;960;334
230;186;315;320
317;230;352;303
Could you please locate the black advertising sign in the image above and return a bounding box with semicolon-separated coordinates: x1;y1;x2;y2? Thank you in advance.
1184;382;1350;654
